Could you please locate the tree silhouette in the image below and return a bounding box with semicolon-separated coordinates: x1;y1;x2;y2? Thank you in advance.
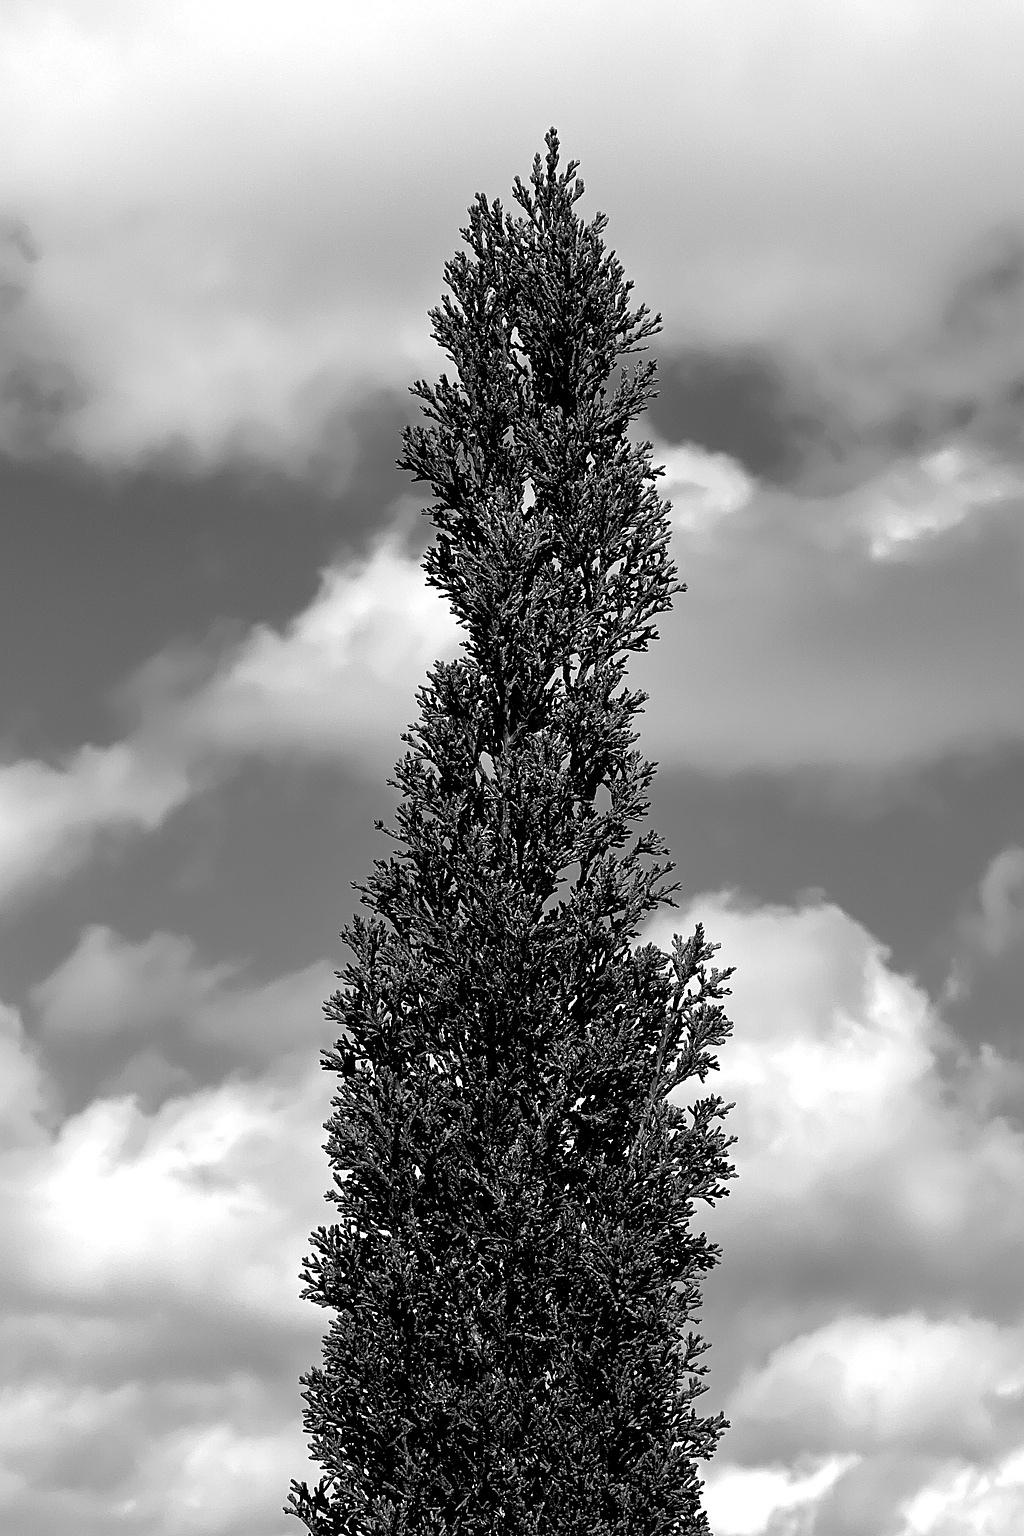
286;128;737;1536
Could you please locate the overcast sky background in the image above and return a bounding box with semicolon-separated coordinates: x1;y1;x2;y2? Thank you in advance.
2;2;1024;1533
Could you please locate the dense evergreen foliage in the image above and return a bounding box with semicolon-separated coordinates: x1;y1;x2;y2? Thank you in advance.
286;129;737;1536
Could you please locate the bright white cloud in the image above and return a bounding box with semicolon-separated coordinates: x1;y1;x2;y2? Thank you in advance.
900;1448;1024;1535
0;949;331;1531
659;440;757;534
856;444;1024;560
728;1313;1024;1457
17;1072;318;1317
702;1454;859;1536
650;893;1024;1291
170;534;460;766
643;891;1024;1534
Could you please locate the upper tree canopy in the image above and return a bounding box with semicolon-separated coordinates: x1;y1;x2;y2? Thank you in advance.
287;130;736;1536
406;131;679;769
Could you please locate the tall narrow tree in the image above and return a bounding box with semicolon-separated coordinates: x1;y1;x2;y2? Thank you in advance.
286;130;737;1536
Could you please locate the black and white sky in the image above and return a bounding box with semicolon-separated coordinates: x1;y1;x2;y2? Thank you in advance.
2;3;1024;1533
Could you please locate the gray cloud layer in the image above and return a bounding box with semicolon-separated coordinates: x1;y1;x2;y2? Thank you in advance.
3;0;1024;474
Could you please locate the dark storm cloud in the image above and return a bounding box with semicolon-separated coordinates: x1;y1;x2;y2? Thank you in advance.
651;223;1024;498
649;747;1024;1019
648;343;831;485
846;224;1024;473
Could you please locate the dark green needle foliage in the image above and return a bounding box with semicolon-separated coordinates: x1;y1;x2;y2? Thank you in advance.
285;130;737;1536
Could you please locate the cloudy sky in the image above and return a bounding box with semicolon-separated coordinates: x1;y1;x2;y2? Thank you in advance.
2;2;1024;1532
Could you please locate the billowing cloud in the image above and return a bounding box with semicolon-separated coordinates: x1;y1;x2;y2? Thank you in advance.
853;442;1024;560
0;968;332;1534
163;535;460;768
644;891;1024;1535
0;889;1022;1531
0;743;190;912
649;895;1024;1333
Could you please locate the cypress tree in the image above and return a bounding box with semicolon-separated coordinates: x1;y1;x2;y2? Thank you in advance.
285;129;737;1536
